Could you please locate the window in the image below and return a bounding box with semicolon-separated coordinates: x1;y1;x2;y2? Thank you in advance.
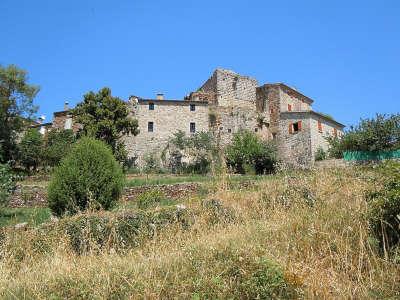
333;128;338;137
149;102;154;110
318;120;322;133
190;104;195;111
148;121;154;132
227;128;232;133
190;122;196;133
272;133;277;140
289;121;302;134
288;104;292;111
255;128;258;132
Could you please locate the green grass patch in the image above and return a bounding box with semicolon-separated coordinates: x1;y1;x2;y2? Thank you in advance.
0;207;51;228
125;174;271;187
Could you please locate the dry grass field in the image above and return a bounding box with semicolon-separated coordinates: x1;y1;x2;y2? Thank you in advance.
0;167;399;299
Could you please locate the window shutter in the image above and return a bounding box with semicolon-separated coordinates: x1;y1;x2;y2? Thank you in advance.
289;123;293;134
298;121;302;131
318;121;322;132
288;104;292;111
334;128;337;137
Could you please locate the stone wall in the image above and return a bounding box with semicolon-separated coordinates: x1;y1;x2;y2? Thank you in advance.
52;111;80;132
277;113;313;167
199;69;258;108
124;100;209;167
309;113;344;160
279;85;312;112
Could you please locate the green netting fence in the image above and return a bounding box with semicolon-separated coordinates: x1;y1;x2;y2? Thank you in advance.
343;149;400;161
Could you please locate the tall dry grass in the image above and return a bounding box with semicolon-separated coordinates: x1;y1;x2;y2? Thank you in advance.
0;167;399;299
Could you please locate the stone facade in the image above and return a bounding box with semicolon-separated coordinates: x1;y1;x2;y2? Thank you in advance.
50;68;345;168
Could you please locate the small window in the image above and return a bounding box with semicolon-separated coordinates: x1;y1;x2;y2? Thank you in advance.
272;133;277;140
289;121;302;134
288;104;292;111
227;128;232;133
190;122;196;133
148;121;154;132
255;128;258;132
149;103;154;110
190;104;195;111
333;128;338;137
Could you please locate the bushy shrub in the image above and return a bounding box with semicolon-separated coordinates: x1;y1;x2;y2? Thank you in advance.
47;137;124;217
315;147;327;161
0;163;16;208
136;190;167;209
226;130;276;174
367;160;400;251
43;129;75;167
18;128;43;172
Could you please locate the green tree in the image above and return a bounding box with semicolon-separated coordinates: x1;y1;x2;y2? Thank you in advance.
327;113;400;157
0;65;39;163
18;128;43;172
226;130;276;174
73;87;139;164
48;137;124;217
43;129;75;167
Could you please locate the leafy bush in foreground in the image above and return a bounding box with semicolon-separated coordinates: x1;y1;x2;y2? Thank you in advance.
48;137;124;217
367;160;400;251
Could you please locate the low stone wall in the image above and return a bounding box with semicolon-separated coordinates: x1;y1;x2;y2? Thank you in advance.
9;185;48;208
9;183;201;208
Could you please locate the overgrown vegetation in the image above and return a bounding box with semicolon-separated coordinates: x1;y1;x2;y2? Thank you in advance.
327;113;400;157
315;146;327;161
0;163;15;208
162;130;219;174
47;137;124;216
366;160;400;254
0;167;399;298
226;130;277;174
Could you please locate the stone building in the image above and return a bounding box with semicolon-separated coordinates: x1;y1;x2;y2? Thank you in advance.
51;68;345;168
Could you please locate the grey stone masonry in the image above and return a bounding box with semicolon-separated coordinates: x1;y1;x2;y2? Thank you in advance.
51;68;345;168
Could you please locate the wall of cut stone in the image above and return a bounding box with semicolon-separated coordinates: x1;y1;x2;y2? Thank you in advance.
277;113;313;167
215;69;258;107
279;86;312;112
123;101;209;167
309;115;344;160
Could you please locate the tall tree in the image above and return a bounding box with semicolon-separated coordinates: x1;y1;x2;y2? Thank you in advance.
0;65;39;163
73;87;139;164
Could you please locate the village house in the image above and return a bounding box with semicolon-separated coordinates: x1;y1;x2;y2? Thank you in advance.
50;68;345;167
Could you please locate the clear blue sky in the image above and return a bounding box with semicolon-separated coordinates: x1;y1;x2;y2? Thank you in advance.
1;0;399;127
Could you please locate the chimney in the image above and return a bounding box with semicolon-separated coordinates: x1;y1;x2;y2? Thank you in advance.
64;101;69;111
156;93;164;100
